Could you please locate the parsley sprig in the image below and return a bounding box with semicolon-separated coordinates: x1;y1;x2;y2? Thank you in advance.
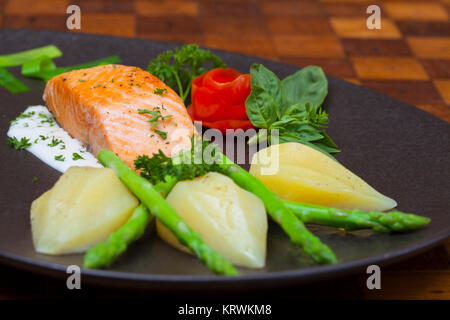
147;44;226;104
134;138;226;184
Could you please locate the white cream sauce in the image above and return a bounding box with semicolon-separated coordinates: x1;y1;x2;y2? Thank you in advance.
7;105;102;173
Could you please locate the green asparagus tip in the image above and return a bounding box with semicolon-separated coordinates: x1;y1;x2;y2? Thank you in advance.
83;244;107;269
314;243;338;265
379;211;431;232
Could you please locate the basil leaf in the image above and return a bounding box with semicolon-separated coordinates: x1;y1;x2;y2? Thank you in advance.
313;142;340;154
317;132;339;150
281;103;307;120
245;85;278;128
250;64;284;118
272;119;324;142
282;66;327;111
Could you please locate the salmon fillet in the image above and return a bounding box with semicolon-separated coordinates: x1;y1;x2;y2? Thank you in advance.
43;64;194;168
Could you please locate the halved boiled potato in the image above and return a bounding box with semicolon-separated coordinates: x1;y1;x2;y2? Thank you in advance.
157;172;268;269
250;142;397;211
31;166;139;255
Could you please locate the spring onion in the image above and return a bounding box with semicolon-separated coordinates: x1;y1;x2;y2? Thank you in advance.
0;67;29;94
0;45;62;68
22;55;122;81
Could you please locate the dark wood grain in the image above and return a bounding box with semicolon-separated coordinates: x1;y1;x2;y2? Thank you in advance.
0;0;449;300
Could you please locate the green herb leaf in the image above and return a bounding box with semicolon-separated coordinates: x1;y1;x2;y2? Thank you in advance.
249;64;284;117
9;111;35;125
154;129;167;140
246;64;339;157
72;153;84;160
8;136;31;150
147;44;226;103
138;108;159;117
54;155;65;162
47;137;64;147
245;85;278;128
38;112;55;125
282;66;328;111
154;88;168;95
134;138;227;184
139;108;172;130
47;137;63;147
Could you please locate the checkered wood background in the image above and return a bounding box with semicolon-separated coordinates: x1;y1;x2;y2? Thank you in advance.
0;0;449;122
0;0;449;300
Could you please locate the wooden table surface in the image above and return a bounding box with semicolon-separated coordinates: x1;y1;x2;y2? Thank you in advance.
0;0;449;300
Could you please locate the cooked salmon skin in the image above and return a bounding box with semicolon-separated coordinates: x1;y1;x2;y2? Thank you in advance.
43;64;194;168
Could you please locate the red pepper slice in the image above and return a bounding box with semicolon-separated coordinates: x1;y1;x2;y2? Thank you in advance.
188;104;254;133
190;67;254;133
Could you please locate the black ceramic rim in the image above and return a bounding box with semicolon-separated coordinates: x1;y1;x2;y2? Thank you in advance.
0;231;447;291
0;30;449;291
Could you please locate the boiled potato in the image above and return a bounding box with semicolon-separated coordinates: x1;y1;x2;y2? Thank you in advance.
31;166;139;255
157;172;267;269
250;142;397;211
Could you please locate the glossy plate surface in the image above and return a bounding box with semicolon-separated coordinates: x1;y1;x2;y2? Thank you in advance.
0;30;449;291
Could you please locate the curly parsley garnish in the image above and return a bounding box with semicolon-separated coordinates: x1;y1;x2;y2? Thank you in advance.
134;138;225;184
147;44;226;104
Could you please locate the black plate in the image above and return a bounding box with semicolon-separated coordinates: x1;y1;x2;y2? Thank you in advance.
0;30;449;291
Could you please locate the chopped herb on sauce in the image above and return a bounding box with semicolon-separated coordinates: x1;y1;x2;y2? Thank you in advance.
8;136;31;150
72;153;84;160
9;111;35;125
54;155;65;162
47;137;63;147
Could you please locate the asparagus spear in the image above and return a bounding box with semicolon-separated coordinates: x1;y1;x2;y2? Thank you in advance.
84;204;152;269
217;154;338;265
97;149;239;276
85;148;430;269
135;144;337;264
284;201;431;233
